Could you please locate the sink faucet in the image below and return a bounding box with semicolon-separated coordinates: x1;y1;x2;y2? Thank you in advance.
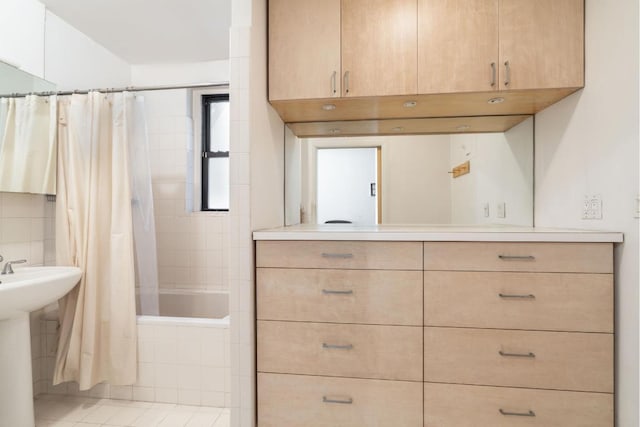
2;259;26;275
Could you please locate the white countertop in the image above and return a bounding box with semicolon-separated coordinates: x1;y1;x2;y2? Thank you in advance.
253;224;624;243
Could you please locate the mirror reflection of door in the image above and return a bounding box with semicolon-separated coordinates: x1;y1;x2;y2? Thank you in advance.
316;147;379;225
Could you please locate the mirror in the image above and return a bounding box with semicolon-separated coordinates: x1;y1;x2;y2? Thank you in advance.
0;61;56;95
285;117;533;226
0;60;57;195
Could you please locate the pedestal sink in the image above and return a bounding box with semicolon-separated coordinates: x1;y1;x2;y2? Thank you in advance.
0;266;82;427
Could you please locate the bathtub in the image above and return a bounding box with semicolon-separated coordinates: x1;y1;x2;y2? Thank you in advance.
35;290;231;406
135;289;230;406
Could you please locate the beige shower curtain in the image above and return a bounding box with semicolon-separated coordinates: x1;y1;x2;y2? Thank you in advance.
53;92;138;390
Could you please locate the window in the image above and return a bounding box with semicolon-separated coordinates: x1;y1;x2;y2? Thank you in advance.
201;94;230;211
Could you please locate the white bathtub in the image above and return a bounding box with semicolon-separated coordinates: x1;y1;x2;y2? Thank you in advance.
134;289;230;406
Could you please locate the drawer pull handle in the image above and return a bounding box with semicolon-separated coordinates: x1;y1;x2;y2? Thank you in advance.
499;293;535;299
499;409;535;417
323;396;353;405
499;350;536;358
498;255;535;261
322;289;354;295
323;343;353;350
321;253;354;259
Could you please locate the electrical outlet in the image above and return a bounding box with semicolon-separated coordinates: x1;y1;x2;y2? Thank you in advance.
483;203;490;218
497;202;506;218
582;194;603;220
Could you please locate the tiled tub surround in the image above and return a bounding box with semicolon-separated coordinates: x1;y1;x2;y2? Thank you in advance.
144;89;229;294
35;312;230;407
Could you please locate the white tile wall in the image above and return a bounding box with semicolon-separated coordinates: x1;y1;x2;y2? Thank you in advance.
0;192;49;266
143;89;230;295
0;192;51;395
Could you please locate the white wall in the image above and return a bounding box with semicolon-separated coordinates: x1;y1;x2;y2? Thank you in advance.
43;11;130;90
534;1;639;425
0;1;131;89
0;0;46;77
131;61;230;87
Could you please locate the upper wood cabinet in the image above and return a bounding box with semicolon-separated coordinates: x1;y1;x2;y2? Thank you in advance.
418;0;499;94
268;0;585;133
418;0;584;94
268;0;341;101
342;0;417;97
499;0;584;90
269;0;417;101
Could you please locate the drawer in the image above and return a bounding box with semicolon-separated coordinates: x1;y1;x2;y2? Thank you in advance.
258;372;422;427
258;321;423;381
423;327;613;392
257;268;423;325
423;383;613;427
257;240;422;270
424;271;613;332
423;242;613;273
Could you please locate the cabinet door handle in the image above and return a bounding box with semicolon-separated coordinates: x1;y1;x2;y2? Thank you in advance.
498;255;535;261
499;409;536;417
331;71;337;95
504;60;511;87
499;350;535;358
323;396;353;405
321;253;354;259
344;71;350;95
323;343;353;350
490;62;496;87
499;293;535;299
322;289;354;295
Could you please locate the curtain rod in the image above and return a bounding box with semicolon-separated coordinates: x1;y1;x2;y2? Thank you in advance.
0;82;229;98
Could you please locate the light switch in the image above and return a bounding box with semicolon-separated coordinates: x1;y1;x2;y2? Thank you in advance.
497;202;506;218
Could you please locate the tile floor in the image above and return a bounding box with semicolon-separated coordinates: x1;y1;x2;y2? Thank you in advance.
34;394;229;427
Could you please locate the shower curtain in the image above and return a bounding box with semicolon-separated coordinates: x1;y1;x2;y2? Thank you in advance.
53;92;158;389
0;95;57;194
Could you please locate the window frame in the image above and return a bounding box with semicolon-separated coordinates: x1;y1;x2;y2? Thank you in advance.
200;93;230;212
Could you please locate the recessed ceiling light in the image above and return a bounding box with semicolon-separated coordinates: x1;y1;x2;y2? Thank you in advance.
487;97;505;104
456;125;470;131
329;128;341;134
403;101;417;108
322;104;336;111
391;126;404;132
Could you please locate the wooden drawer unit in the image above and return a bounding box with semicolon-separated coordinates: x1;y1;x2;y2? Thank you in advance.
423;242;613;273
255;236;617;426
258;320;423;381
424;271;613;332
423;327;613;393
258;268;423;325
258;372;423;427
257;240;422;270
423;383;613;427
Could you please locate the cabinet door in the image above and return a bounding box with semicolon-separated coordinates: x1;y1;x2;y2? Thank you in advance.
342;0;417;97
499;0;584;90
268;0;341;101
418;0;498;94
